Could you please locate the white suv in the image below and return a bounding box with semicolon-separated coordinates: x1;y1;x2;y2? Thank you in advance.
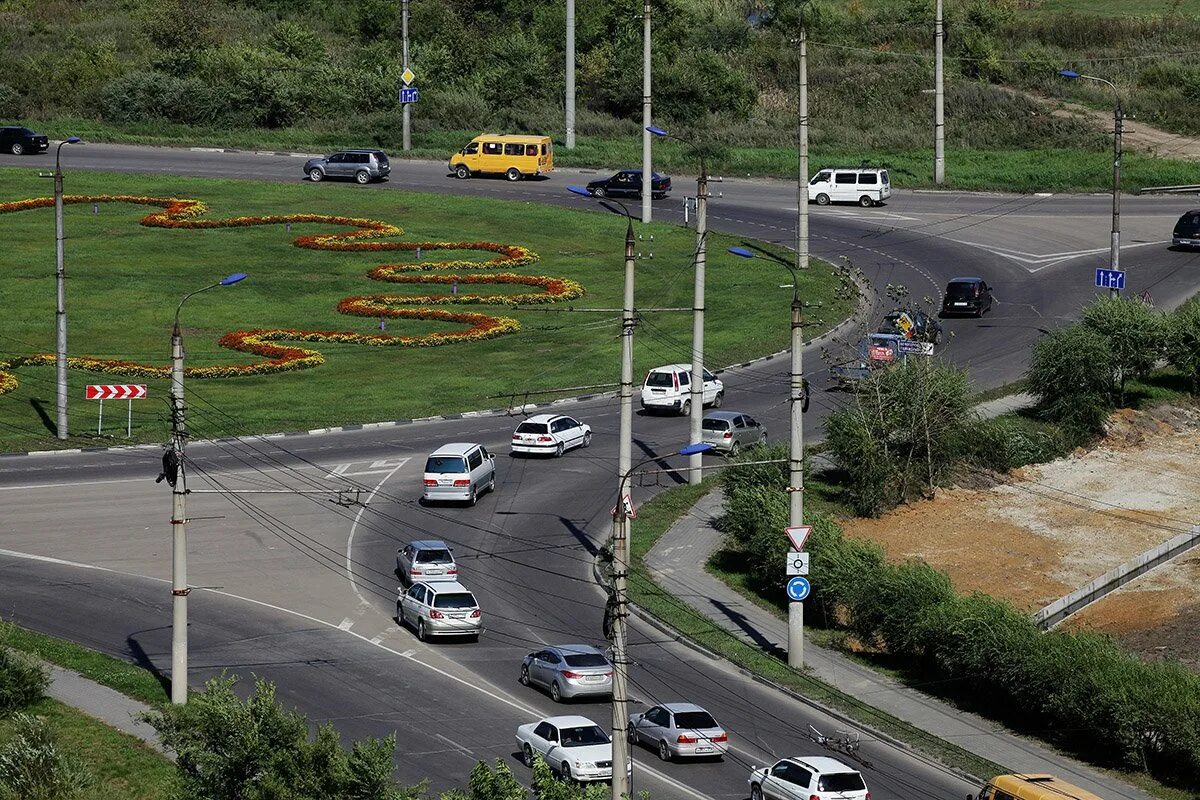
749;756;868;800
422;443;496;506
640;364;723;415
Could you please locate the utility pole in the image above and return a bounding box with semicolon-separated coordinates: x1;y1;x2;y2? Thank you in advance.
565;0;576;149
610;219;636;800
934;0;945;185
168;319;189;704
1109;101;1122;298
641;0;653;223
688;161;707;484
788;12;810;670
401;0;411;151
54;159;67;440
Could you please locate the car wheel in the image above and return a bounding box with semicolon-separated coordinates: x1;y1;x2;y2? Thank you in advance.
815;193;830;206
396;602;403;623
523;743;534;767
751;784;764;800
506;167;522;182
759;432;768;445
455;164;470;179
487;472;496;493
658;740;672;762
560;762;572;781
550;681;562;702
10;142;24;155
593;186;607;197
416;620;428;642
555;442;564;458
679;400;691;417
652;192;666;200
468;485;478;507
934;328;943;345
729;441;741;457
355;170;370;184
712;391;723;408
975;305;984;319
308;168;323;182
859;194;874;208
582;431;592;448
519;664;530;686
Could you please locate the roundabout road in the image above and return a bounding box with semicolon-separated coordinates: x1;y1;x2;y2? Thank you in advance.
1;143;1197;798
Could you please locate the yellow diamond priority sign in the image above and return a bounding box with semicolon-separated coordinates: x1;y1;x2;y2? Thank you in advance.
402;67;416;86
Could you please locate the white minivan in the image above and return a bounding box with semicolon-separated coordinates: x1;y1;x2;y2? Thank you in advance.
422;443;496;506
640;364;724;415
808;167;891;207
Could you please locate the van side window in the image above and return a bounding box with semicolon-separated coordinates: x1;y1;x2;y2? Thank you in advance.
463;142;479;155
540;144;548;155
858;172;877;185
679;372;690;386
835;172;857;185
812;171;831;184
504;143;524;156
483;142;502;155
467;449;483;470
992;791;1016;800
525;144;537;156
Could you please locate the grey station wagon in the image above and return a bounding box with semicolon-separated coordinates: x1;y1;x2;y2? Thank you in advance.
304;149;390;184
701;411;766;455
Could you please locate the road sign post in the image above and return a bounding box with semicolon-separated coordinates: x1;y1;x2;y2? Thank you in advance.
1095;267;1125;291
86;384;146;437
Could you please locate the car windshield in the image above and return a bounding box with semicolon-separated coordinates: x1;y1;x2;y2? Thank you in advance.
425;456;467;473
433;592;476;609
560;725;610;747
1179;213;1200;228
673;711;718;729
946;282;978;299
415;549;452;563
515;422;549;434
563;653;609;667
701;419;729;431
818;773;866;792
645;372;674;388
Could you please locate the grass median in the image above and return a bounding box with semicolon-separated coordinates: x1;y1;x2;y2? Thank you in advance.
0;167;855;452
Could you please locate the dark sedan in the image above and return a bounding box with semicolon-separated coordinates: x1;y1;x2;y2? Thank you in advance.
0;126;49;155
1174;209;1200;249
940;277;993;318
585;170;671;199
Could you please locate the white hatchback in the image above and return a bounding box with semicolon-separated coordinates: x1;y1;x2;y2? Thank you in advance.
749;756;869;800
640;364;724;415
511;414;592;456
422;443;496;506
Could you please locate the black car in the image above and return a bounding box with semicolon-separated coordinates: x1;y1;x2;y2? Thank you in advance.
940;277;993;318
878;308;943;344
0;126;49;155
1173;209;1200;249
585;169;671;199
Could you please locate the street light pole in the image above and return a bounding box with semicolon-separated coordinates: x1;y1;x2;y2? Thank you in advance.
53;136;81;440
565;0;576;149
934;0;945;185
641;0;653;223
401;0;411;151
1058;69;1123;297
166;272;247;704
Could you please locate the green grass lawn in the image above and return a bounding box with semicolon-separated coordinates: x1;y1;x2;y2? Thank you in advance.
0;168;855;452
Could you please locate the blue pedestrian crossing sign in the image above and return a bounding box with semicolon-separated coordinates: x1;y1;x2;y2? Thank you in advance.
786;576;811;602
1095;268;1125;290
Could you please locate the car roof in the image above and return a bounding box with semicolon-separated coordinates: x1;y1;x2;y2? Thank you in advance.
1180;209;1200;215
541;715;599;727
948;276;984;283
428;443;480;456
407;539;450;550
474;133;549;142
648;363;692;372
704;411;742;421
818;166;886;172
786;755;858;774
521;413;572;424
548;643;603;655
660;702;709;713
416;580;471;594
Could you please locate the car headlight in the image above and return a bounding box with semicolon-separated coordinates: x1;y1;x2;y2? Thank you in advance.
575;761;595;769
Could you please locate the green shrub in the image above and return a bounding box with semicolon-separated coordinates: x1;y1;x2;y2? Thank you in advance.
0;83;21;117
1027;323;1113;433
1164;300;1200;394
1081;296;1164;403
961;415;1073;472
0;647;48;717
846;559;956;658
0;713;92;800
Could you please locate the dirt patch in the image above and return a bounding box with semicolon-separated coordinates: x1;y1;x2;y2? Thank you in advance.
840;404;1200;663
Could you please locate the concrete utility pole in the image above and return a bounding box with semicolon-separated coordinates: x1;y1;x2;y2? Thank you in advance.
1109;101;1123;298
610;219;637;800
641;0;653;223
688;162;708;485
52;137;80;440
565;0;576;149
401;0;411;151
934;0;945;185
789;14;810;671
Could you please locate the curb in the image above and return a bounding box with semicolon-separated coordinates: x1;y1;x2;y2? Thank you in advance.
589;546;987;784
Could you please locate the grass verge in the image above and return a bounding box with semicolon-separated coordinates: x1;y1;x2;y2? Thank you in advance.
0;167;855;452
624;481;1006;782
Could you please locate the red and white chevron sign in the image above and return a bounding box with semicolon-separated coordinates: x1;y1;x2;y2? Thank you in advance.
85;384;147;400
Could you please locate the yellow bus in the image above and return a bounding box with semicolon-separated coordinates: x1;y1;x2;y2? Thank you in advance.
449;134;554;182
977;774;1106;800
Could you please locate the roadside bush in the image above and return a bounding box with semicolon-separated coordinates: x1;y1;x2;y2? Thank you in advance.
0;83;23;118
846;559;956;658
0;714;92;800
1081;296;1164;403
1164;300;1200;394
0;647;48;717
1026;323;1113;433
100;70;226;127
961;415;1074;472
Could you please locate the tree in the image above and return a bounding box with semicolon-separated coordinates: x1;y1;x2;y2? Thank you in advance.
1163;301;1200;394
142;675;418;800
0;714;92;800
1027;323;1113;433
1081;296;1164;403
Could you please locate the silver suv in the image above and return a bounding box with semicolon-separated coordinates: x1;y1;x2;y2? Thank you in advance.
396;580;482;642
304;149;390;184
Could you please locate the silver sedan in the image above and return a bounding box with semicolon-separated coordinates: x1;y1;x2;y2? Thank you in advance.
520;644;613;702
629;703;728;761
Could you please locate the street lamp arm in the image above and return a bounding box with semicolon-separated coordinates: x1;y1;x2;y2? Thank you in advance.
728;244;800;302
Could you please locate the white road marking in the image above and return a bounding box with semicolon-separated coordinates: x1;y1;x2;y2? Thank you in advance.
435;732;476;758
344;461;409;606
338;618;354;630
0;476;149;491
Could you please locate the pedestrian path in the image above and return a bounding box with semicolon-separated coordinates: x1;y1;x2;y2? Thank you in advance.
44;664;169;755
644;489;1154;800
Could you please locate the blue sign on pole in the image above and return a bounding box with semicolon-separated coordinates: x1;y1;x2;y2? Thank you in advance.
786;576;811;602
399;87;420;104
1095;268;1125;290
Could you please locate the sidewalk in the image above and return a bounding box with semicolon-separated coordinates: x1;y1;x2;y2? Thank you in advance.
644;489;1154;800
43;664;168;755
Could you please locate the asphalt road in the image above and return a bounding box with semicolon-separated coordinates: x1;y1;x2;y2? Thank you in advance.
1;142;1198;798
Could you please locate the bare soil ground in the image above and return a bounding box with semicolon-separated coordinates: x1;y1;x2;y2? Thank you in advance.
840;404;1200;669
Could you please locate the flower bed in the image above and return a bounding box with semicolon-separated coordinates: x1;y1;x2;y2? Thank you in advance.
0;194;577;394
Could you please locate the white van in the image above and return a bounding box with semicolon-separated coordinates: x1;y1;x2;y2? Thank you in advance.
808;167;891;207
422;443;496;506
640;364;724;415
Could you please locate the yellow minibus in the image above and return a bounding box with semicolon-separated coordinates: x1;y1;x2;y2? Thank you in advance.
449;134;554;181
976;774;1105;800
